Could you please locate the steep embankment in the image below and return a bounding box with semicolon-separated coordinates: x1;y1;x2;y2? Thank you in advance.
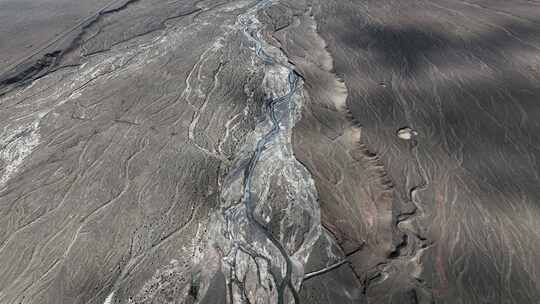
310;0;540;303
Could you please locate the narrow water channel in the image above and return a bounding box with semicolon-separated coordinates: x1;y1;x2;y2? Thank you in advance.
233;1;302;302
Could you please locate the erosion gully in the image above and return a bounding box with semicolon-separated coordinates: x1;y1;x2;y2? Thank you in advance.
231;0;302;303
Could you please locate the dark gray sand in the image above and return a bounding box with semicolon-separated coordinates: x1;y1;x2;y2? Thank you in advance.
0;0;539;303
305;0;540;302
0;0;127;77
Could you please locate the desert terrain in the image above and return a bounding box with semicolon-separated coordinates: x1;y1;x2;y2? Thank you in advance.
0;0;539;303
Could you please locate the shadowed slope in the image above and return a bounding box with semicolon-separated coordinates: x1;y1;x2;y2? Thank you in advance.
312;0;540;302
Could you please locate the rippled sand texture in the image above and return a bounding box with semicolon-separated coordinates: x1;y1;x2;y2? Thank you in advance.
1;0;540;303
0;1;269;303
310;0;540;303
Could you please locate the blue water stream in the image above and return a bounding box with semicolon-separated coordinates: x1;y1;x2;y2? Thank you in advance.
237;1;301;303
